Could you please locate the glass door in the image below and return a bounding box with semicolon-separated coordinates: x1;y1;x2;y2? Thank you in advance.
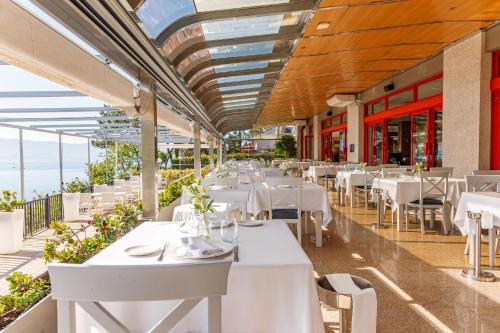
322;134;332;161
411;112;429;166
339;130;346;161
432;109;443;167
374;122;384;165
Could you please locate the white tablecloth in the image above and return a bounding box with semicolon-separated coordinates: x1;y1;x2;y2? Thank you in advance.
454;192;500;233
242;183;333;226
308;166;337;180
336;171;366;196
371;176;466;207
78;221;325;333
172;203;236;222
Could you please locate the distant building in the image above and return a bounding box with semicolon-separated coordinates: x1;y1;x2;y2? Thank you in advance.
250;126;296;152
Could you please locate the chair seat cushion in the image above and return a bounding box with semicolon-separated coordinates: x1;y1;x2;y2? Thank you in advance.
324;175;336;178
272;209;298;219
408;198;444;205
355;185;372;190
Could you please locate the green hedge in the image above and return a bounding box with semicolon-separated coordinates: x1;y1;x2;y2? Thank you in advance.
226;152;284;160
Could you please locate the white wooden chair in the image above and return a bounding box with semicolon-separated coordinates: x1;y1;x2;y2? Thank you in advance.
79;193;93;213
264;176;303;244
406;171;449;234
48;261;231;333
430;167;454;177
355;167;381;209
100;192;116;211
472;170;500;175
207;189;251;220
93;184;107;193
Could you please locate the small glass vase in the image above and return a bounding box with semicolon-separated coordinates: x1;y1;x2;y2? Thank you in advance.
194;212;211;239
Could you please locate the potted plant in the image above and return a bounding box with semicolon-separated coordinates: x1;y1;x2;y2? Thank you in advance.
118;170;130;180
62;178;88;222
0;191;24;254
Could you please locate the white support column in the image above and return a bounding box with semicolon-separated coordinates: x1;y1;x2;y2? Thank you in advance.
443;31;492;177
139;71;158;219
295;125;302;160
193;121;202;179
209;137;215;170
87;138;91;184
105;140;108;183
114;141;118;176
217;140;223;166
313;115;321;160
18;128;25;200
347;101;365;163
58;133;63;191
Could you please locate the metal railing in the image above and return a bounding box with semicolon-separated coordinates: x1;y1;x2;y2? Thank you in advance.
19;193;63;238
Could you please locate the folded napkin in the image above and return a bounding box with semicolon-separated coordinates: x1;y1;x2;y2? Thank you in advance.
176;236;224;258
326;274;377;333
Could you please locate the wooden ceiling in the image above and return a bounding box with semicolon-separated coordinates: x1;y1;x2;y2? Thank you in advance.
256;0;500;126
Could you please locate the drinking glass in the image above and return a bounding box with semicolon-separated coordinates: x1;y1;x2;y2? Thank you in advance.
220;218;239;244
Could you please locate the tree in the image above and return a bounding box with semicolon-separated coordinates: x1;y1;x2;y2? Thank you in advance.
274;135;297;158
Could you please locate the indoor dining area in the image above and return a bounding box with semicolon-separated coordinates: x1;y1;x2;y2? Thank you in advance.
3;0;500;333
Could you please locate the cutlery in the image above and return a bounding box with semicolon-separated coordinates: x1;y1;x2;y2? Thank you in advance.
157;241;168;261
233;244;239;262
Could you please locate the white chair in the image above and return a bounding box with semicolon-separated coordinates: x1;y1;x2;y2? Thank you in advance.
472;170;500;175
405;171;449;234
93;184;107;193
264;176;303;244
202;177;238;189
79;193;93;213
100;192;116;211
382;167;409;178
262;168;282;178
430;167;454;177
355;167;381;209
207;189;251;220
48;261;231;333
380;163;399;168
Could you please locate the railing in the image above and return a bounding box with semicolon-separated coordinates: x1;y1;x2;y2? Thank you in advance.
19;193;63;238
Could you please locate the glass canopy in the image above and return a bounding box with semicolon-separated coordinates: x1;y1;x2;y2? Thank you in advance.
134;0;312;130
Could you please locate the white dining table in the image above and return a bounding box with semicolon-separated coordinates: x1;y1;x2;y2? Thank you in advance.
239;182;332;247
371;176;466;231
307;166;338;183
77;221;325;333
172;203;237;222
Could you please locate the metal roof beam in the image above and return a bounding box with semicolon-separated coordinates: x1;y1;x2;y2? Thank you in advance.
0;116;130;122
0;91;85;98
0;107;121;113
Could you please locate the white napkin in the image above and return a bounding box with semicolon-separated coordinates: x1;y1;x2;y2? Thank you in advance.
326;274;377;333
176;236;224;258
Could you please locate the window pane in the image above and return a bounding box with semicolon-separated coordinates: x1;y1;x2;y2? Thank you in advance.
217;74;264;84
194;0;288;12
220;83;262;92
418;77;443;100
214;61;268;73
202;15;284;41
223;98;258;105
368;100;385;115
209;41;275;59
138;0;196;38
388;89;413;109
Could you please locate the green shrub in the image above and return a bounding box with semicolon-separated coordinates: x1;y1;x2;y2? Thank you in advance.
0;191;23;212
64;177;90;193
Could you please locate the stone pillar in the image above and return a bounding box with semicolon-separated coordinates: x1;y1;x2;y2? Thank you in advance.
347;101;365;163
209;137;215;170
313;115;321;160
295;125;302;160
443;32;491;177
139;71;158;219
193;120;202;179
218;140;224;166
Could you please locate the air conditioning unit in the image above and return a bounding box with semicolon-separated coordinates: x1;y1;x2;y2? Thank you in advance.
326;94;356;107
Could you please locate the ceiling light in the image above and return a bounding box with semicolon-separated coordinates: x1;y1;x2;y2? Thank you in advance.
326;94;356;107
316;22;330;30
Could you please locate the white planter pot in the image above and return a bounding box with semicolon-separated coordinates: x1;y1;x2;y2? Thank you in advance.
157;197;181;221
0;209;24;254
2;295;57;333
63;192;80;222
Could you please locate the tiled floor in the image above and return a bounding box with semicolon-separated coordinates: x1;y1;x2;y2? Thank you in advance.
303;190;500;333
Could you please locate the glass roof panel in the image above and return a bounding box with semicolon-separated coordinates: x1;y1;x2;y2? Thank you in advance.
217;74;265;84
221;91;260;99
209;41;275;59
138;0;196;38
201;15;284;41
188;67;214;86
177;49;209;74
194;0;289;12
223;98;258;105
223;104;256;111
219;83;262;92
214;61;268;73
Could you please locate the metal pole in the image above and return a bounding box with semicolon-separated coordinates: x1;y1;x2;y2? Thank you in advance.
105;139;108;183
115;141;118;177
58;133;63;191
87;138;91;183
18;128;25;200
372;188;386;229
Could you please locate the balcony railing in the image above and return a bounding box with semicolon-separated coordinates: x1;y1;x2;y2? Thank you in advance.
20;193;63;237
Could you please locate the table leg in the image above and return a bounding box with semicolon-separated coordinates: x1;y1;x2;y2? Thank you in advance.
304;211;310;234
314;211;323;248
488;228;495;268
397;204;404;231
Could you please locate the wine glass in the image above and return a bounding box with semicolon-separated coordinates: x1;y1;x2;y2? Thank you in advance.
220;218;239;244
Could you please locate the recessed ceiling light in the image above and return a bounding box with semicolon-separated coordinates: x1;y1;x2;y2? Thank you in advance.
316;22;330;30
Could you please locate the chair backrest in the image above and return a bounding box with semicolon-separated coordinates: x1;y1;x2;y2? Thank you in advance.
201;177;238;188
382;167;409;178
344;163;361;171
93;184;107;193
418;171;449;203
79;192;92;203
121;185;133;193
465;175;500;192
380;163;399;168
264;177;303;219
472;170;500;175
101;192;116;203
207;189;251;219
430;167;454;177
364;167;382;187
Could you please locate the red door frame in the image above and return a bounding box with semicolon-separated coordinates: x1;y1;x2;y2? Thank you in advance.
491;51;500;169
363;74;443;165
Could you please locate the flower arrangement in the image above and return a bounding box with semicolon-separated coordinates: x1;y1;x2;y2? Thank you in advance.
64;177;89;193
280;164;290;176
0;191;23;212
412;162;426;175
216;170;230;179
186;180;214;238
359;162;367;171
